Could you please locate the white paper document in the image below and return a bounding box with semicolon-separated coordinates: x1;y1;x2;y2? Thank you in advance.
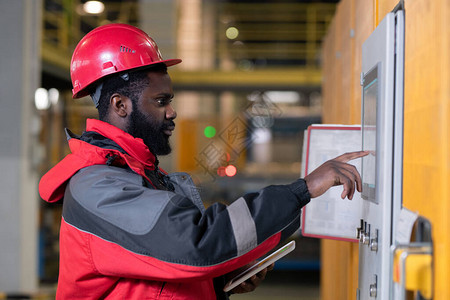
301;125;363;241
395;207;419;244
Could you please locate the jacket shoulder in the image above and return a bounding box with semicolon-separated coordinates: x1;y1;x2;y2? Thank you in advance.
65;165;173;235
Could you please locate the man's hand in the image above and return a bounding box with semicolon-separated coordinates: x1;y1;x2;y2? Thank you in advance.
304;151;369;200
228;263;275;294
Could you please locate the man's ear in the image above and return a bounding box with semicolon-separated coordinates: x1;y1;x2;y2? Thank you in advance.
110;93;131;118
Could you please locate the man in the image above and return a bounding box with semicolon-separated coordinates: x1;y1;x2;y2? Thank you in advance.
39;24;367;299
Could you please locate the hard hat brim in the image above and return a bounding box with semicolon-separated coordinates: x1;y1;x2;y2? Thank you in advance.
72;58;182;99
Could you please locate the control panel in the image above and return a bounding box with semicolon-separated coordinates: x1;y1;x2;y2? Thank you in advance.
357;9;404;300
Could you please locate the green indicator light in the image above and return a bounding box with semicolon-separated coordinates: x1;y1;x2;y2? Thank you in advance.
204;126;216;138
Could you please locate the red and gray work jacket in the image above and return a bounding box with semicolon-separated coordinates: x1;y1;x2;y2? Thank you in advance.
39;119;311;299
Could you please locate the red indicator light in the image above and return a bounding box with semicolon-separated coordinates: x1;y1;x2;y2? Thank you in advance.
217;166;227;177
225;165;237;177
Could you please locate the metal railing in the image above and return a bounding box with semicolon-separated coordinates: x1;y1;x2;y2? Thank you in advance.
216;2;336;67
42;0;139;71
42;0;336;71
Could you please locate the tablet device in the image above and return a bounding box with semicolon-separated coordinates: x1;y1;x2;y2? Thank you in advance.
223;240;296;292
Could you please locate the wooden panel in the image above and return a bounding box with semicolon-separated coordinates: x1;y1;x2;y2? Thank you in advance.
176;119;198;172
322;0;449;299
378;0;400;23
336;0;355;124
321;16;337;124
320;8;343;299
320;0;372;299
320;235;360;300
321;0;354;124
403;0;450;298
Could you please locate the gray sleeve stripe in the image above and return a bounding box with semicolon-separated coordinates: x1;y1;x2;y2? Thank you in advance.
227;197;257;256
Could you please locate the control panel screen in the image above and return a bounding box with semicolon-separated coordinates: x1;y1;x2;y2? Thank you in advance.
361;66;378;203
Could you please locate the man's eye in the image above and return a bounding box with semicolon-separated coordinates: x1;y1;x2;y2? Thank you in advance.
157;98;172;106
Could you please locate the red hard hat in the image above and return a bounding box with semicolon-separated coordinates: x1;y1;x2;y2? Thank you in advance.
70;23;181;99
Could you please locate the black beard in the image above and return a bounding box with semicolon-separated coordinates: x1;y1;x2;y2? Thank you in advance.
127;109;173;156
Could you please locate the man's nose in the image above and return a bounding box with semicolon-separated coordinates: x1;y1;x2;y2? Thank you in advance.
166;104;177;120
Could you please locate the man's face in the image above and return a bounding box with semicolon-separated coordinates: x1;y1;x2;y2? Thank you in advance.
127;71;176;156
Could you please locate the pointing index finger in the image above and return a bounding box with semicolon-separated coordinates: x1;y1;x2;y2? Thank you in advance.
334;151;370;163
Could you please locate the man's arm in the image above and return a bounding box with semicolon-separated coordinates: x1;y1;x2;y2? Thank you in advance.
225;151;369;295
62;151;367;283
305;151;369;200
63;165;306;282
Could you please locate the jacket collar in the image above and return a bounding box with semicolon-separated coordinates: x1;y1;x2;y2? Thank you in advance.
85;118;157;170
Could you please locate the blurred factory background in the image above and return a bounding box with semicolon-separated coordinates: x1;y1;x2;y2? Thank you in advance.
1;1;337;298
1;0;449;299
